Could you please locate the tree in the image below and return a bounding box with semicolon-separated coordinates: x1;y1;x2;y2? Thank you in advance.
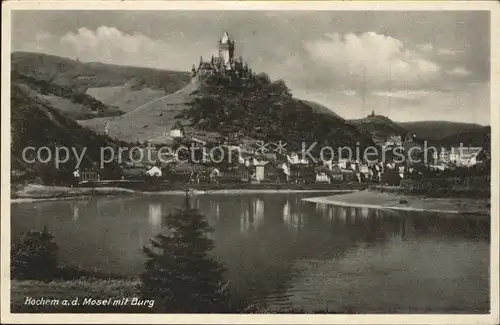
11;227;59;281
140;194;229;312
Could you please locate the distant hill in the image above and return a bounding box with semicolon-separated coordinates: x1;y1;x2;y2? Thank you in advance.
11;83;123;184
398;121;485;142
439;126;491;149
349;115;408;144
11;52;192;113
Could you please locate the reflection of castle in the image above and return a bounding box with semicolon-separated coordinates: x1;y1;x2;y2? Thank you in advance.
192;32;252;81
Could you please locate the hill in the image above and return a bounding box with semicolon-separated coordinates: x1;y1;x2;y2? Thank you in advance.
439;126;491;149
11;83;124;184
81;74;374;153
349;115;408;144
79;80;200;143
398;121;485;142
11;52;192;114
12;72;123;120
299;100;345;121
179;74;374;153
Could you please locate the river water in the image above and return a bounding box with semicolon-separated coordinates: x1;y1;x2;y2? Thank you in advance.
11;192;490;313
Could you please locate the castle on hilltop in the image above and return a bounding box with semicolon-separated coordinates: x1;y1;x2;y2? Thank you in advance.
191;32;252;81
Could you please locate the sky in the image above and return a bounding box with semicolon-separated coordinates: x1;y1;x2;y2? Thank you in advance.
11;10;491;124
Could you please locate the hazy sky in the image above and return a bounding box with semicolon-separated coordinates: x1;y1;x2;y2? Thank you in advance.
11;10;490;124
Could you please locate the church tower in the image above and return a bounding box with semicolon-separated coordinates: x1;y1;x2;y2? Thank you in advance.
218;32;235;68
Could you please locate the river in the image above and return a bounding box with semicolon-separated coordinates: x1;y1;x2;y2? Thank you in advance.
11;192;490;313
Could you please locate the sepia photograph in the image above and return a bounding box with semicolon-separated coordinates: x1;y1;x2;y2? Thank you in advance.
1;1;498;324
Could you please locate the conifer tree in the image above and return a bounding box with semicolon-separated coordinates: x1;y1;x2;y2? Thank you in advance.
140;193;229;312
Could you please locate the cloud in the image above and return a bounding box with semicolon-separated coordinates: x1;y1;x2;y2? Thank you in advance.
416;43;434;53
303;32;441;89
17;26;215;71
339;89;357;96
372;90;441;100
437;48;458;56
447;66;472;77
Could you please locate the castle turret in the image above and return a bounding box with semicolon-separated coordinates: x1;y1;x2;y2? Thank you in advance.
218;32;235;67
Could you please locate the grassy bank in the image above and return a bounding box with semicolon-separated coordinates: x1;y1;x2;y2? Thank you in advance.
303;189;490;216
11;279;149;313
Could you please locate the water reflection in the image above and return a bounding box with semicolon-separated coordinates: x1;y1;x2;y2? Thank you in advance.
72;205;79;221
11;193;490;313
148;203;162;230
283;200;303;230
240;198;265;233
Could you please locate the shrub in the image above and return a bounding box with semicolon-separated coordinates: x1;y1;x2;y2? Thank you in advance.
11;227;59;281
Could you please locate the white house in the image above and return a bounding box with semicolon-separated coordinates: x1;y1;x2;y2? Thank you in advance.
253;160;269;182
280;162;291;180
338;159;349;169
145;166;162;177
168;121;185;139
449;147;483;167
433;147;450;162
287;152;309;165
383;135;402;148
315;172;331;184
398;166;405;179
359;165;372;179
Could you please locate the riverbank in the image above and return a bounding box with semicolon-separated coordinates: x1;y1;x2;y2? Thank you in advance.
11;184;358;202
303;189;490;216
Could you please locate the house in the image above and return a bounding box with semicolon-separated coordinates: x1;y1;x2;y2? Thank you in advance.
398;165;405;179
280;162;291;181
253;160;269;182
252;161;284;183
145;166;162;177
287;152;309;165
340;168;357;182
338;159;350;169
359;165;373;180
314;167;332;184
123;167;147;179
289;164;316;183
315;172;331;183
433;147;450;163
329;166;344;182
217;166;251;183
449;147;484;167
79;169;100;182
383;135;402;148
169;121;185;139
209;168;221;182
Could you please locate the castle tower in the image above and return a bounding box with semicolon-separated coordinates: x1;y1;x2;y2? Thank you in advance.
218;32;235;68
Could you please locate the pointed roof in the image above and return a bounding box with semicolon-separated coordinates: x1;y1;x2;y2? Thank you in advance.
220;32;231;44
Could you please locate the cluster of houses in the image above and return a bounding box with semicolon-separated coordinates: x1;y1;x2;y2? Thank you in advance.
74;130;488;188
430;146;486;170
77;117;488;187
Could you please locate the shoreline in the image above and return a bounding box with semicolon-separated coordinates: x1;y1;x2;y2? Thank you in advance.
11;184;356;203
302;190;490;216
